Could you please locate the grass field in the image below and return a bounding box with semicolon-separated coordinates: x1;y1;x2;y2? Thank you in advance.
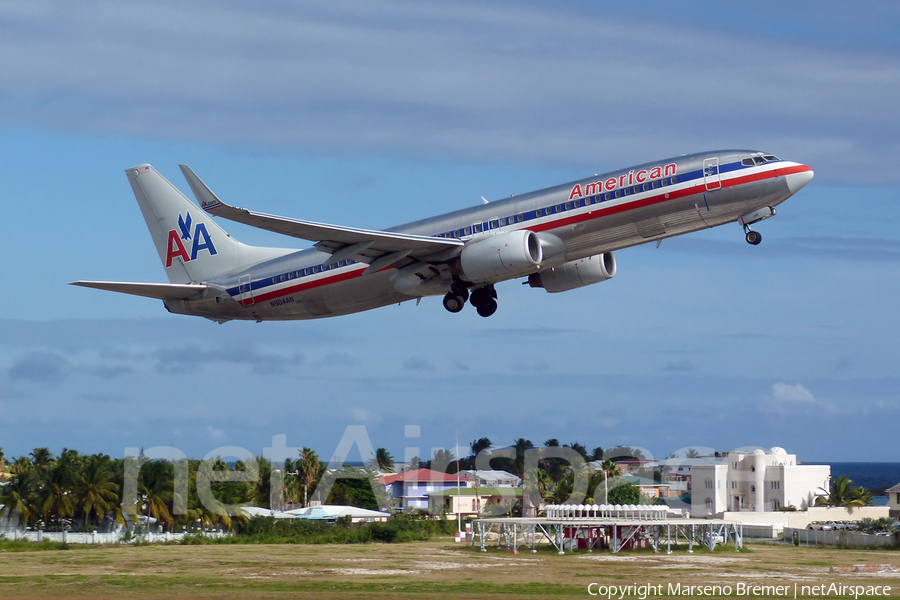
0;538;898;599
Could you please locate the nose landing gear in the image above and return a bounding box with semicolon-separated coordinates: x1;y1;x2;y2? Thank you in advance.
739;207;775;245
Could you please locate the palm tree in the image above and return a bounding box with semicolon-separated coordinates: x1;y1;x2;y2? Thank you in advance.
0;447;6;472
74;456;121;529
249;456;272;508
565;442;588;460
139;460;174;530
598;459;618;504
0;472;37;526
10;456;33;475
30;447;54;471
858;517;878;533
39;452;78;529
368;448;395;473
297;448;320;507
511;438;533;477
470;437;492;458
685;448;701;458
816;475;872;507
282;457;300;506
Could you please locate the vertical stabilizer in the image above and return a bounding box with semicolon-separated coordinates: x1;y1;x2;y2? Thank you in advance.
126;165;290;284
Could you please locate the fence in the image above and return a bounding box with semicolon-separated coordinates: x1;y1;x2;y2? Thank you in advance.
784;527;898;548
0;529;230;545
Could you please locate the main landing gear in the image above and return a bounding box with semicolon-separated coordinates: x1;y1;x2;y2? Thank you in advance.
470;285;498;318
442;282;497;317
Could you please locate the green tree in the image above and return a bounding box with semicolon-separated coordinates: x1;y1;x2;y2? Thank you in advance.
11;456;33;475
565;442;588;460
470;437;492;458
0;472;37;526
248;456;272;508
368;448;396;473
816;475;872;507
607;482;641;505
75;455;121;529
139;460;174;529
39;452;77;529
297;447;321;507
511;438;533;477
30;447;54;471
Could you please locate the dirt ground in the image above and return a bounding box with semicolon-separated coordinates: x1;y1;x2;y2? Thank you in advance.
0;538;898;599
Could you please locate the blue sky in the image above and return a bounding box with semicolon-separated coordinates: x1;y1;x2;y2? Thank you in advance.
1;1;898;465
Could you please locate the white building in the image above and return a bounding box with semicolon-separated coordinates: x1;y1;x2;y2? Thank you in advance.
887;482;900;519
691;447;830;516
457;470;521;487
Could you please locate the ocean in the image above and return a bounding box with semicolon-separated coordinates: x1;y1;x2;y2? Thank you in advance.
808;462;900;506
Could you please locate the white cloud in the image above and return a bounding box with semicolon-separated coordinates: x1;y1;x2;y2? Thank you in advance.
770;382;816;404
206;426;226;440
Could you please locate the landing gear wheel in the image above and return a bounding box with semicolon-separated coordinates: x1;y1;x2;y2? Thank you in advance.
745;230;762;245
451;284;469;303
470;286;491;308
443;293;465;313
476;298;498;317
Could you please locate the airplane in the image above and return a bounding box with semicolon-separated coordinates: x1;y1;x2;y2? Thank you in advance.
72;150;813;322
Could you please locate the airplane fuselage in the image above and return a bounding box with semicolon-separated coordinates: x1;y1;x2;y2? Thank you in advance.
161;149;812;321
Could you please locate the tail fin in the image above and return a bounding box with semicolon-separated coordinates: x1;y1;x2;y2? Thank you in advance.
126;164;290;283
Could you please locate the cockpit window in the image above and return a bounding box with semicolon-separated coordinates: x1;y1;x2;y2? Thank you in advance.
742;158;754;166
753;156;766;165
763;154;779;161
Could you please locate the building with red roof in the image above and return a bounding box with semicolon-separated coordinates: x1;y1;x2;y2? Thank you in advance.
377;468;474;511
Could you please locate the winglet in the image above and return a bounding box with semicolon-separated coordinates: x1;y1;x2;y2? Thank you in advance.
179;164;226;212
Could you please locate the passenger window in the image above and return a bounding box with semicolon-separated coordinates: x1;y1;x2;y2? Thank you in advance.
615;190;621;198
671;176;678;184
623;188;630;195
464;227;471;235
517;214;524;222
556;205;562;213
499;218;506;226
474;223;482;233
643;183;649;191
565;202;572;210
651;181;658;189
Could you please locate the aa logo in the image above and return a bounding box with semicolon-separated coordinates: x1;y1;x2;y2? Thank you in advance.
166;211;217;268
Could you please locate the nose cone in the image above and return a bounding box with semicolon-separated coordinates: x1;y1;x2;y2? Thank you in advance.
786;166;814;194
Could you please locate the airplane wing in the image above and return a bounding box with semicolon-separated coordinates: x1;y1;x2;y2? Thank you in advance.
180;165;463;266
70;281;208;300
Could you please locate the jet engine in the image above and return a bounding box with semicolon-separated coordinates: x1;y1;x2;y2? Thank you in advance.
527;253;616;293
459;229;543;282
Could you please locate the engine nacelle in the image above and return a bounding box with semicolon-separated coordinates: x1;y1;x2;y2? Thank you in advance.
459;230;543;282
528;253;616;293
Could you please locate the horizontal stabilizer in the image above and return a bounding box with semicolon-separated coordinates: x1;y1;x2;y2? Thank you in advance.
70;281;208;300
